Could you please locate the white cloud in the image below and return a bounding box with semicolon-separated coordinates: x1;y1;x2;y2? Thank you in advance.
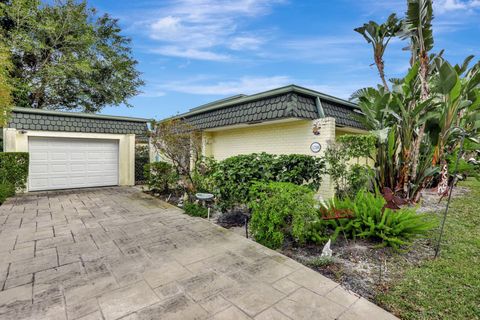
435;0;480;13
157;75;370;99
146;0;282;61
138;90;166;98
160;76;293;95
151;46;231;61
271;36;370;63
229;36;264;51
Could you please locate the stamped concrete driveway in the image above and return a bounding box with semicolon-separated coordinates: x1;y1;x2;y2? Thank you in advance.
0;187;397;320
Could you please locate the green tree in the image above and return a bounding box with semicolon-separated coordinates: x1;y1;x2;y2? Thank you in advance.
353;0;479;201
0;0;143;112
0;36;13;126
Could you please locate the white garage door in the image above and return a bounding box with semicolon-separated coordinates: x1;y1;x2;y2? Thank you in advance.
29;137;119;191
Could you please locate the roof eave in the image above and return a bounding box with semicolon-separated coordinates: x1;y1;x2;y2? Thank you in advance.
12;107;150;123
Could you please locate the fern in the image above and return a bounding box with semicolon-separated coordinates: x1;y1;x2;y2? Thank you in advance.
319;190;434;250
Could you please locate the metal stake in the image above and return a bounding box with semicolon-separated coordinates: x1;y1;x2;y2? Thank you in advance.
434;128;466;258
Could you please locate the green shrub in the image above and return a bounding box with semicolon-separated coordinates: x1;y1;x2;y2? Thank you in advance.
324;134;376;198
183;202;208;218
0;182;15;204
0;152;29;190
209;153;325;210
143;161;178;193
345;164;375;194
248;182;318;249
192;157;217;193
320;190;435;250
135;145;150;184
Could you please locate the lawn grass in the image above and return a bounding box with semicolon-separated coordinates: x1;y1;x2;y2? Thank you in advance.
377;179;480;319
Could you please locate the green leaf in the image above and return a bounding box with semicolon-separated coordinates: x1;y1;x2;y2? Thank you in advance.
437;59;459;95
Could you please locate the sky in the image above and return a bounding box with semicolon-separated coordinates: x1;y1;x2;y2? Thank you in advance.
94;0;480;120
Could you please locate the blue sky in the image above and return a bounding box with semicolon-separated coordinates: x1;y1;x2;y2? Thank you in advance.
95;0;480;120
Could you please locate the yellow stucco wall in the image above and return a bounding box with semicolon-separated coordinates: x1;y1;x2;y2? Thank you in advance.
202;118;337;199
2;128;135;189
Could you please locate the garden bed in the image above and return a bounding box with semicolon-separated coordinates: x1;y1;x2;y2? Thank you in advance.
281;185;470;301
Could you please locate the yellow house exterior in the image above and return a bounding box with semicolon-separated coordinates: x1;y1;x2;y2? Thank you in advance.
174;85;368;200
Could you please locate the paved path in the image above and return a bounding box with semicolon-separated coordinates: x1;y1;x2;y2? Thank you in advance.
0;187;397;320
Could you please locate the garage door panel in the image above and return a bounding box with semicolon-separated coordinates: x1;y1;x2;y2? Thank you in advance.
50;152;68;161
29;137;119;191
70;164;87;172
71;152;87;161
50;164;68;174
30;163;49;172
30;152;48;161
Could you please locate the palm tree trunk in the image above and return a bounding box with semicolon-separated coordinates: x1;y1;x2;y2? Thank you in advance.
410;52;430;187
375;56;390;92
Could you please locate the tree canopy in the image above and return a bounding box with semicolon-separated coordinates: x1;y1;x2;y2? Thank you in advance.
0;37;13;126
0;0;144;112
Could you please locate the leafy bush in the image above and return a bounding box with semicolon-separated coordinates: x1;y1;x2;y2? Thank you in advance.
324;137;376;198
337;134;376;159
346;164;375;194
0;182;15;204
192;157;217;193
319;190;435;250
209;153;325;210
184;202;208;218
143;161;178;193
135;144;150;184
0;152;29;190
248;182;318;249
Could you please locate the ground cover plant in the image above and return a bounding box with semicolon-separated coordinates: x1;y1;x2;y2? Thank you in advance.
320;190;435;250
183;201;208;218
378;179;480;320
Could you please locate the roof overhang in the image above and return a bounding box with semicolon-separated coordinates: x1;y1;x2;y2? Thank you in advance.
12;107;150;123
203;117;304;132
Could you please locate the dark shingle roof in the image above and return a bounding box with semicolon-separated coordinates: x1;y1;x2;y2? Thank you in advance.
176;85;365;130
321;100;364;129
186;92;318;129
8;107;149;135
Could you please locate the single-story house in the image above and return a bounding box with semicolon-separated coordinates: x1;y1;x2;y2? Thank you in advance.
2;107;149;192
176;84;367;199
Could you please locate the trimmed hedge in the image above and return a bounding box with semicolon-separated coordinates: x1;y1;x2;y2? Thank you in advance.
0;182;15;204
207;153;325;210
0;152;29;190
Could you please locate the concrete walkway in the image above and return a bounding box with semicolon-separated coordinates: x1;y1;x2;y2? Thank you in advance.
0;187;397;320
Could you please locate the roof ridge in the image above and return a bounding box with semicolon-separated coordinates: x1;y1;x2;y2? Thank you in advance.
189;94;248;112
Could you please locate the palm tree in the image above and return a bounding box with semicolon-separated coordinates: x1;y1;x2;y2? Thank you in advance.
400;0;434;182
354;14;402;92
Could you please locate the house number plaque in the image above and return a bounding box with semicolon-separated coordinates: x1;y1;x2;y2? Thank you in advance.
310;142;321;153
